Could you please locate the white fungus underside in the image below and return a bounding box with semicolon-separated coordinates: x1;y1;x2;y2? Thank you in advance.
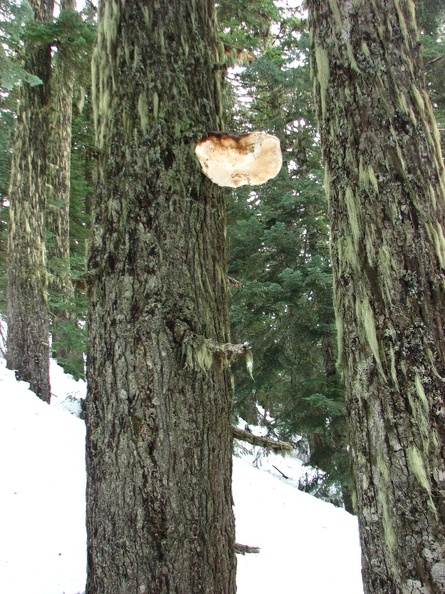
195;132;282;188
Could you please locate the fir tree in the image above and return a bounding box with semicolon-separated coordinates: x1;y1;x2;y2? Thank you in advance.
309;0;445;591
6;0;54;402
85;1;236;591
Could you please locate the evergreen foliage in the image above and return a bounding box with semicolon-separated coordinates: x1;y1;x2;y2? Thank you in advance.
0;95;15;313
419;1;445;150
0;0;42;90
23;7;95;73
220;2;352;508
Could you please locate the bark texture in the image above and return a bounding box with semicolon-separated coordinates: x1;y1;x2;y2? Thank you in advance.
308;1;445;593
85;1;235;593
7;0;54;402
47;0;77;371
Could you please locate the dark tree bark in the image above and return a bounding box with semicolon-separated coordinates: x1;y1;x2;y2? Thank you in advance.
6;0;54;402
308;1;445;593
85;1;236;593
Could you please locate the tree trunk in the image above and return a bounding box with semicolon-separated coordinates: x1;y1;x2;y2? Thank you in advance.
85;1;236;593
47;0;83;376
6;0;54;402
308;1;445;593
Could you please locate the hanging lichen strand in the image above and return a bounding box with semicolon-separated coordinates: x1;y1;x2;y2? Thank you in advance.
308;1;445;593
86;1;236;593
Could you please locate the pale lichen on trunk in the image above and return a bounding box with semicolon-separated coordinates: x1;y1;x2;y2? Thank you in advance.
308;0;445;593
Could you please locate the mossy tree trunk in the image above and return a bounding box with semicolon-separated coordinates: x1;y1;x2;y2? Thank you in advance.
6;0;54;402
47;0;81;376
308;1;445;592
85;1;236;593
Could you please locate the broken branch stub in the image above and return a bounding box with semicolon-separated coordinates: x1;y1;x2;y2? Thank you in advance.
195;131;282;188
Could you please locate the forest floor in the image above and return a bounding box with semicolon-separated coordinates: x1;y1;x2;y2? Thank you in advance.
0;343;363;594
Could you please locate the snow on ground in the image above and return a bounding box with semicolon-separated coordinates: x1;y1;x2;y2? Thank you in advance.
0;359;87;594
233;454;363;594
0;356;363;594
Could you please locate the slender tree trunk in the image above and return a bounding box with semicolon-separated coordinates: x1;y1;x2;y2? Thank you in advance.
308;1;445;593
47;0;82;375
85;1;236;593
7;0;54;402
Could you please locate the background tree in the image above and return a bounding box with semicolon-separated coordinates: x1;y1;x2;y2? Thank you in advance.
46;2;94;378
0;95;15;314
1;0;41;322
46;0;77;374
6;0;54;402
85;1;236;592
309;0;445;592
1;2;95;379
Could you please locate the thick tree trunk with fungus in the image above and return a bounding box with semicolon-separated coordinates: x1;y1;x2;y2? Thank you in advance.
7;0;54;403
85;1;236;593
308;1;445;593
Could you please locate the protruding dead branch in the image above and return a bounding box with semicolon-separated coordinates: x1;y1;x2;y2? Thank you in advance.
232;426;293;454
228;276;242;290
174;320;252;372
235;543;261;555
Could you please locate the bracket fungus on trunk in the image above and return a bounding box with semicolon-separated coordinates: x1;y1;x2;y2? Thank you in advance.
195;131;282;188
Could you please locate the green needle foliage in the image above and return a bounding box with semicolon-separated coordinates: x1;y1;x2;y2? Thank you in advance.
221;2;352;508
418;0;445;151
0;0;42;90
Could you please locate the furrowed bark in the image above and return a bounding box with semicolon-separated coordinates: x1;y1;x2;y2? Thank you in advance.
85;1;236;593
308;1;445;593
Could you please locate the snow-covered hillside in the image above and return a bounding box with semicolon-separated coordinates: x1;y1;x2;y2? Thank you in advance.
0;357;363;594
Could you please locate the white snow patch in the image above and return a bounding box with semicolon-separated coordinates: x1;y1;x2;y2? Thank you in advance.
0;359;86;594
0;353;363;594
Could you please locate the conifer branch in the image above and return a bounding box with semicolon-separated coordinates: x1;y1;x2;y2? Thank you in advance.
426;55;444;67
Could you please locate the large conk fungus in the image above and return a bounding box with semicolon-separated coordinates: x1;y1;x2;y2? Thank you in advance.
195;131;282;188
